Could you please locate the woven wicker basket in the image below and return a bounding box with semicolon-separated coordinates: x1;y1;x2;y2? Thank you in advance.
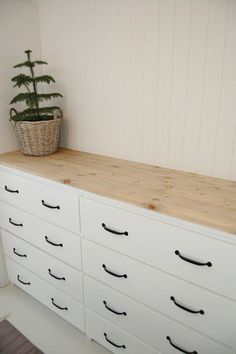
14;117;62;157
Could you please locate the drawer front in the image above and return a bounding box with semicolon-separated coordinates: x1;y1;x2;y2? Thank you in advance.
2;231;83;302
0;201;81;270
0;170;31;210
83;240;236;349
85;277;233;354
86;310;159;354
0;170;80;233
81;198;236;300
31;182;80;233
5;257;85;332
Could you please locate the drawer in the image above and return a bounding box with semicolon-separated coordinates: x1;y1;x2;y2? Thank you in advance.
83;240;236;349
30;181;80;233
0;201;81;269
0;170;80;233
84;277;233;354
0;170;31;210
85;309;159;354
2;231;83;302
5;257;85;332
81;198;236;300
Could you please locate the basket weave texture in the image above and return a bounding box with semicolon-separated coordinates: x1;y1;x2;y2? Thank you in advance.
14;117;62;157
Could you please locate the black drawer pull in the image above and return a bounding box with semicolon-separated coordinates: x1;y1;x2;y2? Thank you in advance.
51;298;68;310
13;248;27;258
167;336;197;354
42;200;60;210
170;296;204;315
48;268;65;281
45;236;63;247
102;223;128;236
17;275;30;286
9;218;23;227
104;333;126;349
103;300;127;316
5;185;19;194
102;264;127;278
175;250;212;267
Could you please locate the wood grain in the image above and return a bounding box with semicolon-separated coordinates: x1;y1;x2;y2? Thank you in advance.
0;149;235;235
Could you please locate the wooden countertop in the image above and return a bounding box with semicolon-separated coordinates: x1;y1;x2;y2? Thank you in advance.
0;149;235;235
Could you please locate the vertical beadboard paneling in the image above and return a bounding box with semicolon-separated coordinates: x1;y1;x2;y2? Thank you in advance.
154;0;176;167
197;0;229;176
167;0;192;169
214;0;236;179
129;0;146;161
38;0;236;181
141;0;160;164
181;0;210;173
117;0;132;160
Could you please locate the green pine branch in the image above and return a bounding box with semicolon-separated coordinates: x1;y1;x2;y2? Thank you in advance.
10;93;36;105
13;60;48;68
11;74;32;88
38;93;63;101
10;92;62;105
35;75;56;84
12;74;56;88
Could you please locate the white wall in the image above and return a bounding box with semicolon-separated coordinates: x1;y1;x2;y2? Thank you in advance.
38;0;236;181
0;0;41;154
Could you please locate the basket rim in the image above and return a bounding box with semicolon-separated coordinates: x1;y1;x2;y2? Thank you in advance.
15;117;62;126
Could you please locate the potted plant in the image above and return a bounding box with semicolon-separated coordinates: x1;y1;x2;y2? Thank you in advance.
10;49;63;156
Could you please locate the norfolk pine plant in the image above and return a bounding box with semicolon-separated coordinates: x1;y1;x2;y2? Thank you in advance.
10;49;62;122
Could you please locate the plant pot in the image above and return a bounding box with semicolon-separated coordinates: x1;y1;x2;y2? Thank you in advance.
14;117;62;157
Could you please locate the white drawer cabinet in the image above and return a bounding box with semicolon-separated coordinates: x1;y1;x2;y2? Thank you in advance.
1;163;235;354
0;201;82;269
83;239;236;349
0;170;80;233
85;277;233;354
81;198;236;301
6;257;85;332
2;231;83;302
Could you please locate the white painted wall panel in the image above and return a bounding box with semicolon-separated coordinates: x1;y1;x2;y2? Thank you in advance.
38;0;236;180
197;0;229;176
0;0;41;154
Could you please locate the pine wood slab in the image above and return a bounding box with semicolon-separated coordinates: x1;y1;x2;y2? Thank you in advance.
0;149;235;235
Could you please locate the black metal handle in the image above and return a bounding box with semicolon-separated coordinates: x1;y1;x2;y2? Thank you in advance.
102;223;128;236
5;185;19;194
166;336;197;354
103;300;127;316
104;333;126;349
42;200;60;210
102;264;127;278
48;268;65;281
17;275;30;286
9;218;23;227
45;236;63;247
13;248;27;258
170;296;204;315
175;250;212;267
51;298;68;310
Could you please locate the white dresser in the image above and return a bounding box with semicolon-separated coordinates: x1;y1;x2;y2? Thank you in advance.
0;149;236;354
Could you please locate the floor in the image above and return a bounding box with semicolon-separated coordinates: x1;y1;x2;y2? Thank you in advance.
0;319;43;353
0;284;110;354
